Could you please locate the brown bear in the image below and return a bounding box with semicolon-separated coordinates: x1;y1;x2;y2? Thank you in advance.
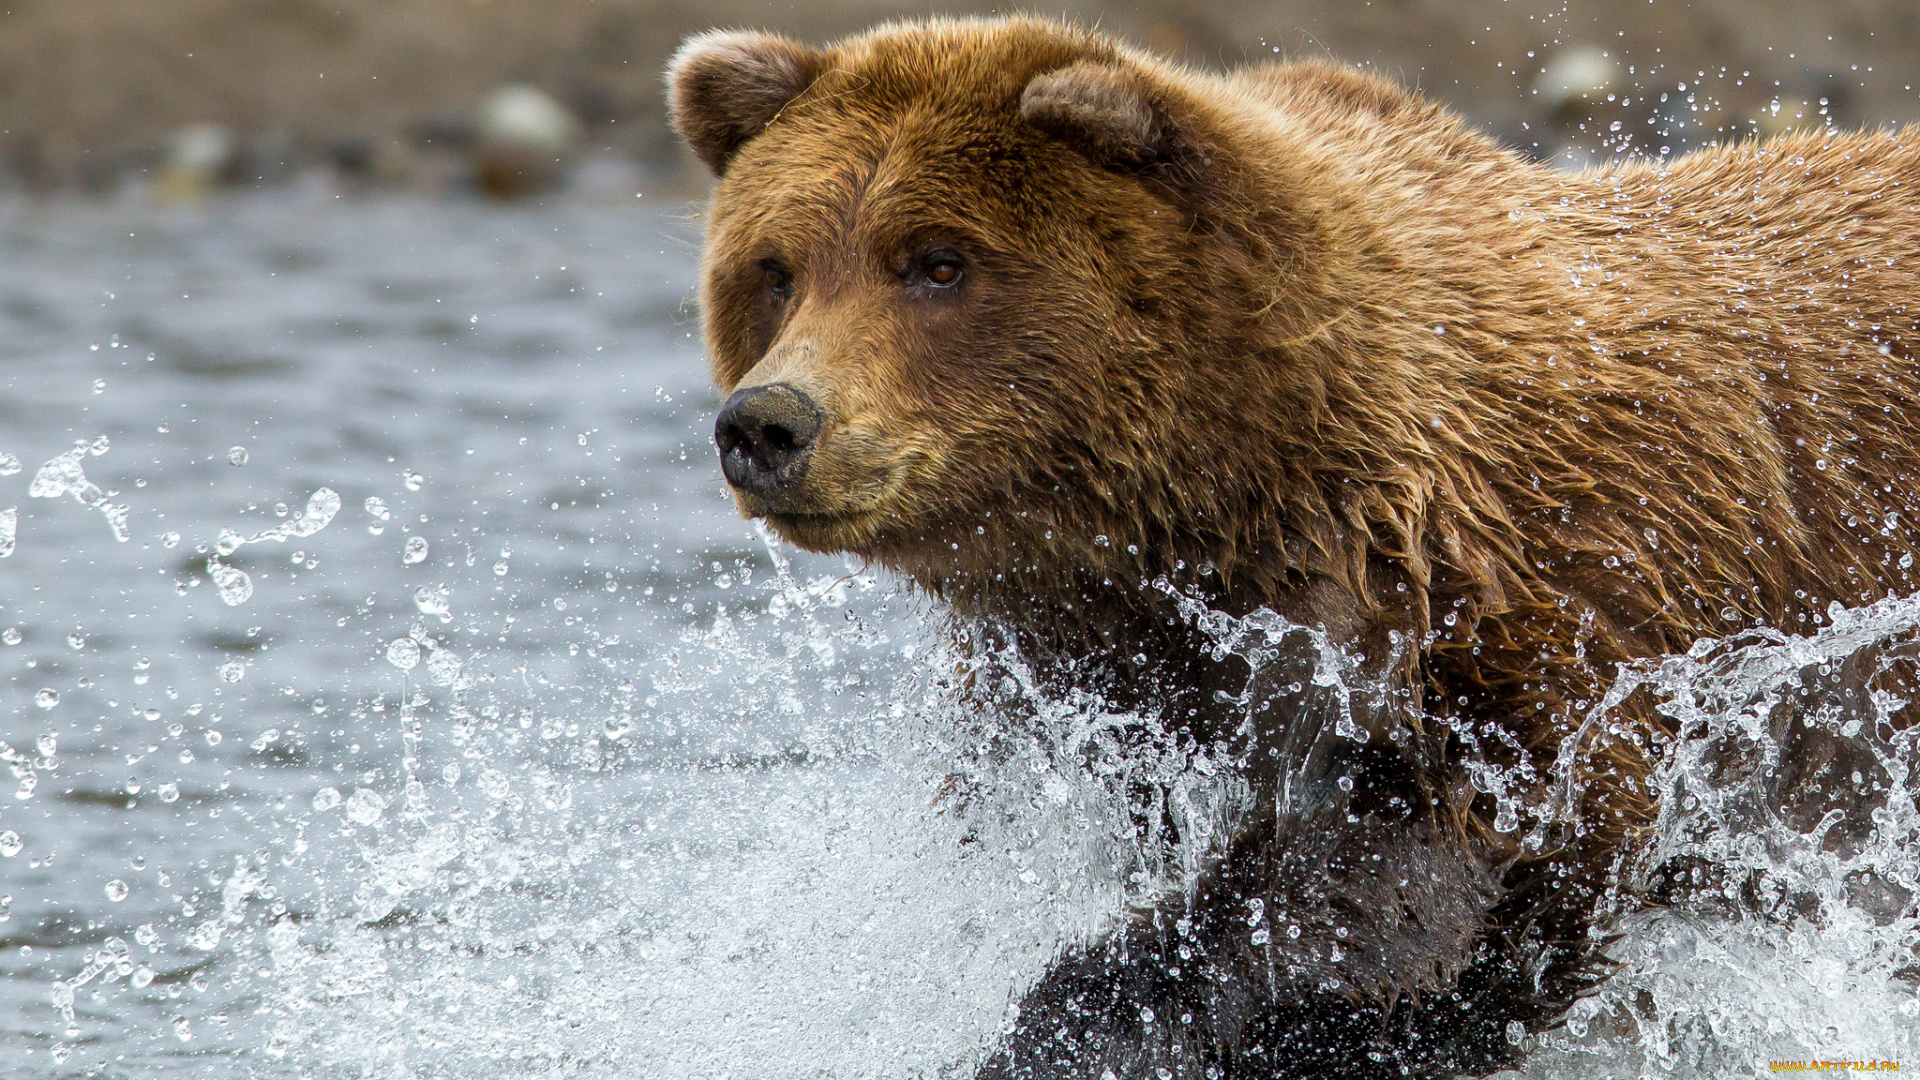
668;16;1920;1079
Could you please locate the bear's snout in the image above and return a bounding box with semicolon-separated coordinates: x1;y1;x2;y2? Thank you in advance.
715;382;823;502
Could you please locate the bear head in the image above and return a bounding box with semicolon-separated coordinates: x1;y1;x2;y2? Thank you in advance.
670;18;1352;617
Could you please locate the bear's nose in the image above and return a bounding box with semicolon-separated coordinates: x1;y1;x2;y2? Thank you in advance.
714;383;823;499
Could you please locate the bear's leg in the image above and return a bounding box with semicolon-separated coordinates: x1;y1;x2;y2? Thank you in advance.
977;929;1554;1079
977;770;1584;1080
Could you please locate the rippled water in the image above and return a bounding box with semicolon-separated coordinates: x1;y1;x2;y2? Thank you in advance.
0;191;1914;1079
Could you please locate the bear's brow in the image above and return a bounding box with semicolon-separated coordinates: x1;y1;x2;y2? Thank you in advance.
761;125;1001;269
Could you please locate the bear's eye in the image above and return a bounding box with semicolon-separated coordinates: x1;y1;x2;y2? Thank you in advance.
920;249;965;289
760;260;794;300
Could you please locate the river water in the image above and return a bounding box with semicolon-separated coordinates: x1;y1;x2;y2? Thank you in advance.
0;190;1913;1078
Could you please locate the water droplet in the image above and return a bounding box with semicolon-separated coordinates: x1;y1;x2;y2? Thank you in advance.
425;649;462;686
161;531;180;548
494;561;509;576
289;488;341;538
204;730;221;746
477;769;510;800
1;628;19;645
104;879;129;902
157;783;180;803
0;507;14;558
226;446;248;466
0;452;18;475
92;379;106;394
219;661;245;683
413;583;452;621
344;787;388;825
34;689;57;708
100;501;130;543
403;536;429;565
89;436;109;456
0;831;19;857
208;558;253;606
403;471;424;491
130;966;154;989
312;787;342;811
386;637;420;670
36;733;56;757
66;633;84;650
1494;800;1520;833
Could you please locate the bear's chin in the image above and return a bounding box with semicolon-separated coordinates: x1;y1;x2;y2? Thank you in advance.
756;508;886;556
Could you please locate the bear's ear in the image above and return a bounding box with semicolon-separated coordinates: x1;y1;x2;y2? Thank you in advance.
1023;62;1238;209
668;30;825;175
1020;61;1178;170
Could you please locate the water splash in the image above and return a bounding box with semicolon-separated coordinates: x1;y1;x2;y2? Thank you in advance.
29;439;130;542
200;487;341;606
35;529;1920;1078
1506;597;1920;1074
217;488;342;555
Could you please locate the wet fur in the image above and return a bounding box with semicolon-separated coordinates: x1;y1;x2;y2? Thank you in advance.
670;17;1920;1078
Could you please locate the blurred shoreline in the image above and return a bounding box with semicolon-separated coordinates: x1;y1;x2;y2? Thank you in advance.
3;0;1920;197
